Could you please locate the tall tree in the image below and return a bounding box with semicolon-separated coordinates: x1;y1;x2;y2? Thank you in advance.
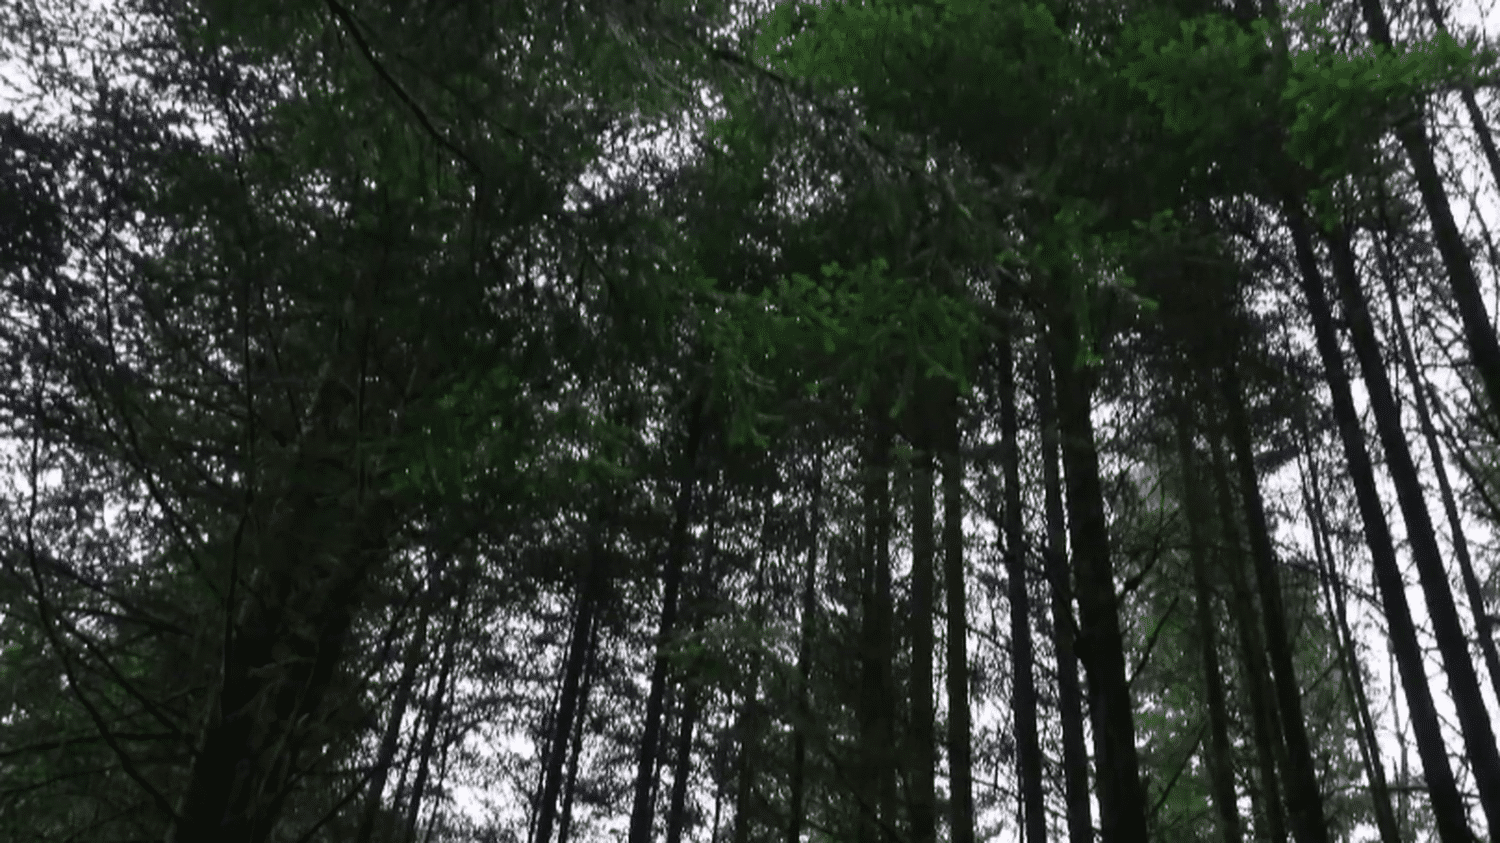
788;449;825;843
536;535;610;843
1047;299;1150;843
1354;0;1500;420
665;682;704;843
1285;209;1475;843
1299;446;1402;843
630;406;706;843
1372;222;1500;707
1036;350;1094;843
1322;222;1500;832
999;341;1046;843
907;396;939;843
1217;351;1331;843
355;564;438;843
557;607;602;843
858;412;899;843
1171;400;1244;843
1204;399;1290;843
941;377;976;843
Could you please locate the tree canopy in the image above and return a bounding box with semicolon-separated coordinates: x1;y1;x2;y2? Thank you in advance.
4;1;1500;842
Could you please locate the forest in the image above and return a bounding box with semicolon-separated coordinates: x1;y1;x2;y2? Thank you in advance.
3;0;1500;841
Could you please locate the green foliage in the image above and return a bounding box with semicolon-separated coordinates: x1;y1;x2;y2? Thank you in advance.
1120;2;1496;226
698;255;983;446
1119;12;1276;162
755;0;1082;161
4;0;1485;839
1283;25;1481;175
387;362;642;512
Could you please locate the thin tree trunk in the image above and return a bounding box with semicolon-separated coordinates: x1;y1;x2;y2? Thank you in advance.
656;684;681;824
536;540;608;843
629;406;705;843
1355;0;1500;419
1427;386;1500;526
710;773;724;843
1298;450;1401;843
1204;415;1289;843
1035;351;1093;843
876;453;899;843
354;580;435;843
1323;223;1500;830
390;690;422;827
1170;399;1244;843
941;377;976;843
1417;0;1500;196
999;342;1044;843
422;711;461;843
788;450;824;843
531;599;572;843
1283;212;1474;843
1374;233;1500;704
402;571;469;843
731;658;762;843
1217;354;1330;843
1391;642;1411;833
557;608;600;843
1046;305;1148;843
858;414;898;843
733;519;773;843
908;393;938;843
665;684;703;843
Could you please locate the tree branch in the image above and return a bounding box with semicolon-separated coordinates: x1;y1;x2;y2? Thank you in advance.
322;0;482;177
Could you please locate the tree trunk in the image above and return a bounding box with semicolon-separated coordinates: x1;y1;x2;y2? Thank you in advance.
908;393;938;843
1323;223;1500;831
1035;350;1093;843
858;414;898;843
665;683;703;843
1204;415;1289;843
999;342;1045;843
940;377;976;843
167;485;394;843
1390;643;1412;834
536;540;609;843
1355;0;1500;419
731;654;763;843
421;705;462;843
733;520;773;843
856;419;884;843
789;449;824;843
1374;232;1500;706
1284;212;1474;843
1299;450;1401;843
1170;399;1244;843
1216;355;1330;843
557;609;600;843
1428;388;1500;525
1046;305;1148;843
402;571;469;843
1413;0;1500;201
629;406;705;843
710;774;724;843
354;576;436;843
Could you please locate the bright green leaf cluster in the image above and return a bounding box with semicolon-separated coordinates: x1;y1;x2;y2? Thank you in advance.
1283;27;1483;178
1119;12;1275;168
1121;3;1496;199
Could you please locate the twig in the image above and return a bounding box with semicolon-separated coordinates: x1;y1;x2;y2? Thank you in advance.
322;0;482;177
